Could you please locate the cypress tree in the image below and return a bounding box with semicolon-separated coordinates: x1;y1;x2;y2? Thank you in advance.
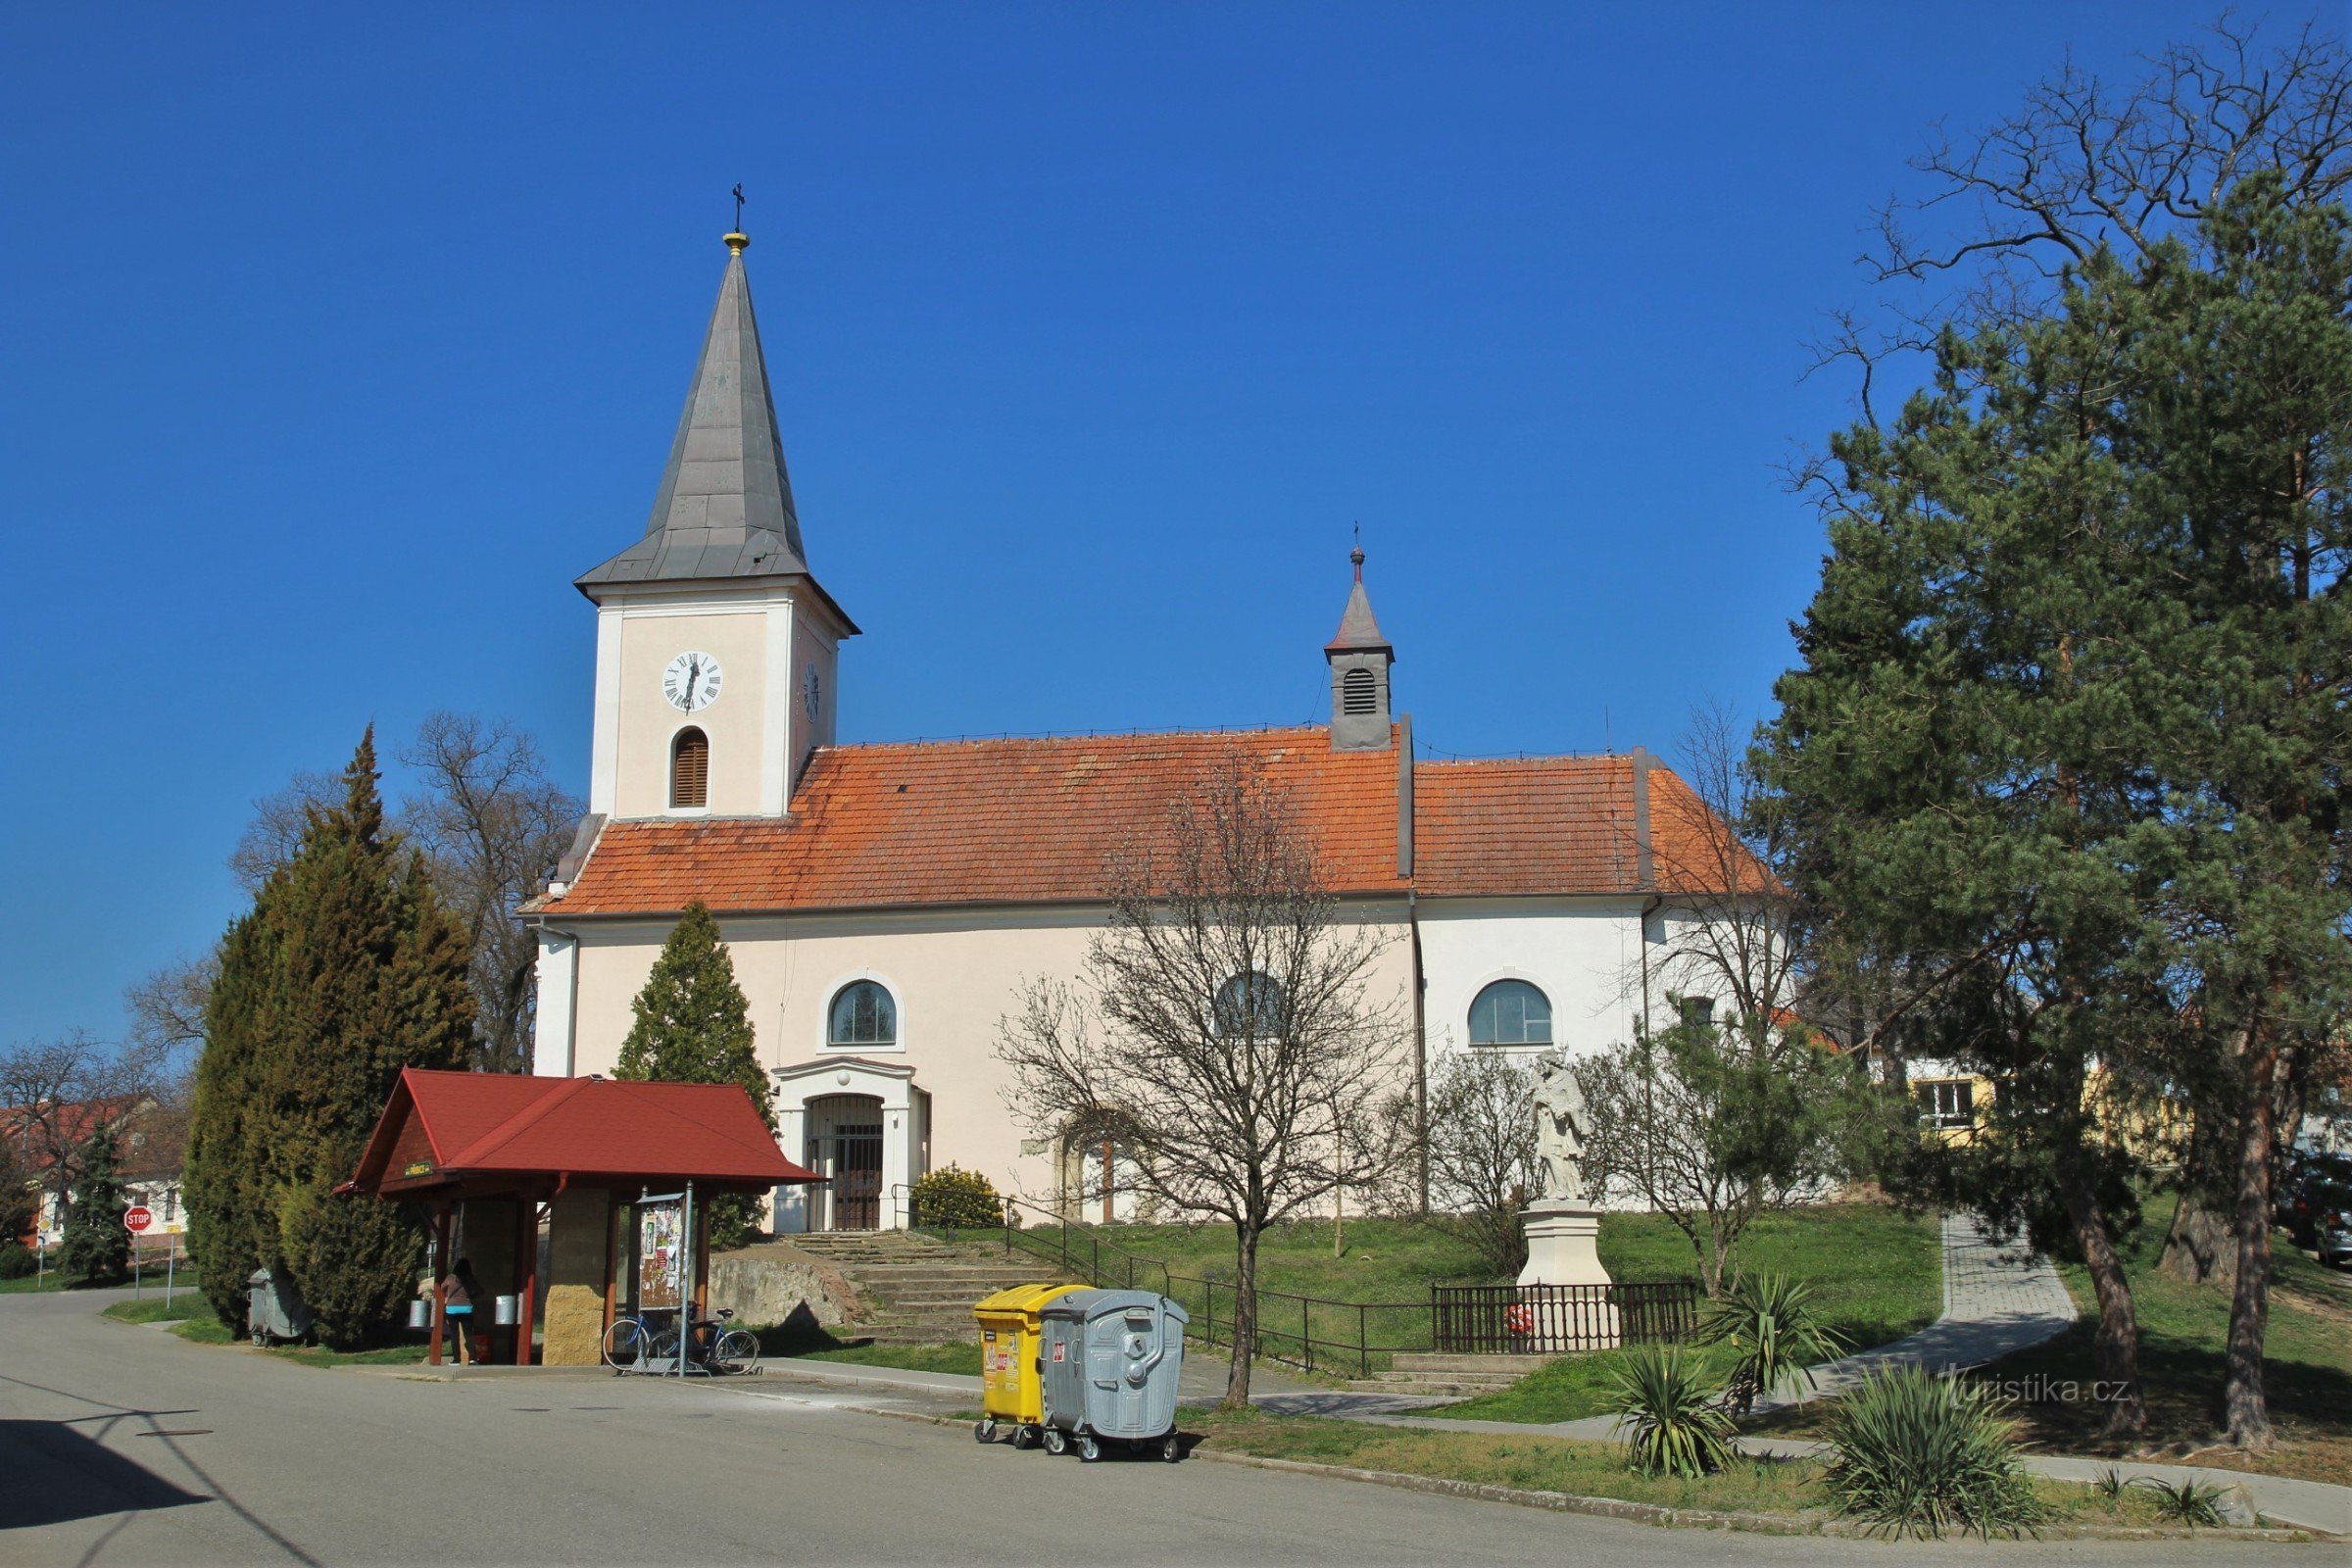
615;901;775;1249
184;729;476;1345
59;1124;128;1283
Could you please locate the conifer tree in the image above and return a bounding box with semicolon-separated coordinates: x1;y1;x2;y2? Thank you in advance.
616;901;775;1248
1764;177;2352;1448
59;1124;128;1283
184;730;476;1344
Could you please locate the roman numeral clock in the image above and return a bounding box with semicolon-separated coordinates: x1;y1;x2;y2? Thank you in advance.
662;650;723;712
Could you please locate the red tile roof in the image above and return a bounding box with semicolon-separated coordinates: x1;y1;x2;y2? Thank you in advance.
537;728;1756;918
343;1068;817;1195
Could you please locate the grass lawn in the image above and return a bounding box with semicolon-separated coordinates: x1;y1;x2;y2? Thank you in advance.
1740;1194;2352;1488
0;1270;89;1294
1980;1194;2352;1487
747;1318;982;1376
136;1304;430;1367
102;1293;206;1325
1184;1407;2173;1532
1435;1203;1942;1424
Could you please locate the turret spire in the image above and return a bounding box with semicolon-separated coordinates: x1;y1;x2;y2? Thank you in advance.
1325;543;1395;749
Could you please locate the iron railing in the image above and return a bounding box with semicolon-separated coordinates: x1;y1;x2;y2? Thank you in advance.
1429;1281;1702;1354
898;1189;1703;1378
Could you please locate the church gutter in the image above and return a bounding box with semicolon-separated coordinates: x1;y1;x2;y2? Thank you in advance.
1399;712;1429;1214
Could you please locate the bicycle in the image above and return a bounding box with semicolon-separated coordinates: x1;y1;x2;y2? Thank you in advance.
601;1306;760;1375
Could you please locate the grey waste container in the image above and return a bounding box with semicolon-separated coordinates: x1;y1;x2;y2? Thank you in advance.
246;1268;312;1347
1037;1289;1189;1462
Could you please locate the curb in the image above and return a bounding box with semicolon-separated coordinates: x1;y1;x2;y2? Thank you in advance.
713;1384;2328;1544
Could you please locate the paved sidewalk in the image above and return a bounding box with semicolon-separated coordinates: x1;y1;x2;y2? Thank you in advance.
1747;1211;2078;1415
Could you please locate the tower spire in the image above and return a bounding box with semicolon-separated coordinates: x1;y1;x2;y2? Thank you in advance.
1325;542;1395;750
577;229;806;587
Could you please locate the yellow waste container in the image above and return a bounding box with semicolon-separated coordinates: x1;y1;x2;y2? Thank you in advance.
973;1282;1084;1446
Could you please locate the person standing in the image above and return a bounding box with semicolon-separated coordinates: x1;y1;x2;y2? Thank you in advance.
438;1258;481;1365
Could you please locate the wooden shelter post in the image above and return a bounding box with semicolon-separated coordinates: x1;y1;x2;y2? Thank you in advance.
514;1195;540;1367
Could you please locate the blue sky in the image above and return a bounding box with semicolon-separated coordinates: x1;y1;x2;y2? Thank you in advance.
0;2;2300;1043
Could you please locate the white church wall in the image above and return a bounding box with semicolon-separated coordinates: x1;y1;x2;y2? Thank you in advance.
558;900;1419;1221
1416;897;1651;1065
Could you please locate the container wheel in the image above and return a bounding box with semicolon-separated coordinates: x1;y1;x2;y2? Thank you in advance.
1042;1426;1068;1456
1160;1433;1182;1463
1077;1434;1102;1463
974;1419;997;1444
1011;1424;1038;1449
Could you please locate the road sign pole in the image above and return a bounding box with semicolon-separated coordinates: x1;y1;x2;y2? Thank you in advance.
166;1247;175;1308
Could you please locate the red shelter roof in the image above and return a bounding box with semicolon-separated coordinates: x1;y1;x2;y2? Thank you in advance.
342;1068;818;1198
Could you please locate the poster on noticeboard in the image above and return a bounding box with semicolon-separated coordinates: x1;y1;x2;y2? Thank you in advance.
638;1200;682;1312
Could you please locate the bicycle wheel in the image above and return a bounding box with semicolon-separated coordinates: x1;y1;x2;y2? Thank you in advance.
601;1317;648;1371
649;1323;683;1367
710;1328;759;1374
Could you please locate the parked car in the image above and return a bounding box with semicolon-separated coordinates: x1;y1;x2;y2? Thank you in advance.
2317;1204;2352;1270
2282;1153;2352;1246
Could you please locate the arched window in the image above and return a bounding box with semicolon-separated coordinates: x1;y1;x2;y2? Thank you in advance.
670;727;710;808
1342;666;1378;714
828;980;897;1050
1468;979;1551;1047
1213;971;1285;1037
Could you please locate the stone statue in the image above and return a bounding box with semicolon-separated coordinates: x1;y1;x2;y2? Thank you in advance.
1531;1051;1587;1205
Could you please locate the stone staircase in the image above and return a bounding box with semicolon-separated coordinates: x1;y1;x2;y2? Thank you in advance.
794;1231;1072;1345
1344;1351;1552;1398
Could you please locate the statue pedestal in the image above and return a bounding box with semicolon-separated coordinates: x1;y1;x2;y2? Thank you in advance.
1516;1201;1618;1348
1518;1201;1612;1288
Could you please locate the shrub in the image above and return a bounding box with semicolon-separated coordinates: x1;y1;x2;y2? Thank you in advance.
1697;1271;1851;1418
1820;1366;2045;1539
0;1241;34;1279
1602;1344;1739;1478
909;1165;1004;1230
2133;1476;2230;1527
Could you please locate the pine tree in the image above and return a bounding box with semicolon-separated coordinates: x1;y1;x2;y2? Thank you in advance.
59;1123;128;1283
184;729;476;1345
1762;177;2352;1448
616;901;775;1248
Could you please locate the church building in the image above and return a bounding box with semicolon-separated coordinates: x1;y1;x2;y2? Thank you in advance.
525;231;1739;1231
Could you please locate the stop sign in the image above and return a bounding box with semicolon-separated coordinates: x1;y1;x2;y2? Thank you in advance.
122;1206;153;1234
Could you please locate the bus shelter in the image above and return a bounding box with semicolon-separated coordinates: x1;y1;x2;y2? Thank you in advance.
340;1068;820;1366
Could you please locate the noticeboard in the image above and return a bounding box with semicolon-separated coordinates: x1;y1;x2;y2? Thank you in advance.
637;1200;682;1312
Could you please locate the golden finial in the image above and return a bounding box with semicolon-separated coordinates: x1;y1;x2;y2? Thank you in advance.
724;183;750;255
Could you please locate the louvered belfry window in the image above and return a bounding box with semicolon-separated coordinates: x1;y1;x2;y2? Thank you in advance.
670;727;710;808
1342;666;1378;714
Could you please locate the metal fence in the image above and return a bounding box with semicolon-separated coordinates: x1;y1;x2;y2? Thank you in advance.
908;1193;1702;1378
1429;1281;1703;1354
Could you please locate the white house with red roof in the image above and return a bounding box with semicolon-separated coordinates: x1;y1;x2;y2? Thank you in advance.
525;231;1747;1231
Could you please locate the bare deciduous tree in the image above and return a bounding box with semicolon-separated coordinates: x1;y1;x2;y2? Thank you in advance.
227;770;341;892
398;712;583;1073
1422;1045;1539;1280
994;751;1410;1405
124;955;217;1069
0;1031;172;1225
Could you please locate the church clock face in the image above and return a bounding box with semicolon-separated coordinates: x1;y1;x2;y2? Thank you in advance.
662;651;723;712
802;663;821;718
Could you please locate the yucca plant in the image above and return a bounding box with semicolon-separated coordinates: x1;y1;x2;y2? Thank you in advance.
1696;1271;1851;1418
2133;1476;2230;1527
1603;1344;1739;1478
1819;1367;2045;1539
2091;1467;2128;1510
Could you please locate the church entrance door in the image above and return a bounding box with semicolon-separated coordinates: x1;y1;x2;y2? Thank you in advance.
805;1094;886;1230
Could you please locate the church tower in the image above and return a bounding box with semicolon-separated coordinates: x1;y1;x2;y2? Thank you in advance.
576;230;857;819
1326;546;1394;750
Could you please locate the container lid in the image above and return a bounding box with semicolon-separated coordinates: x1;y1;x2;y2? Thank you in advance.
971;1282;1086;1315
1041;1288;1188;1324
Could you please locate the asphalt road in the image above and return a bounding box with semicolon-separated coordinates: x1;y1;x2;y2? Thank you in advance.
0;1288;2316;1567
